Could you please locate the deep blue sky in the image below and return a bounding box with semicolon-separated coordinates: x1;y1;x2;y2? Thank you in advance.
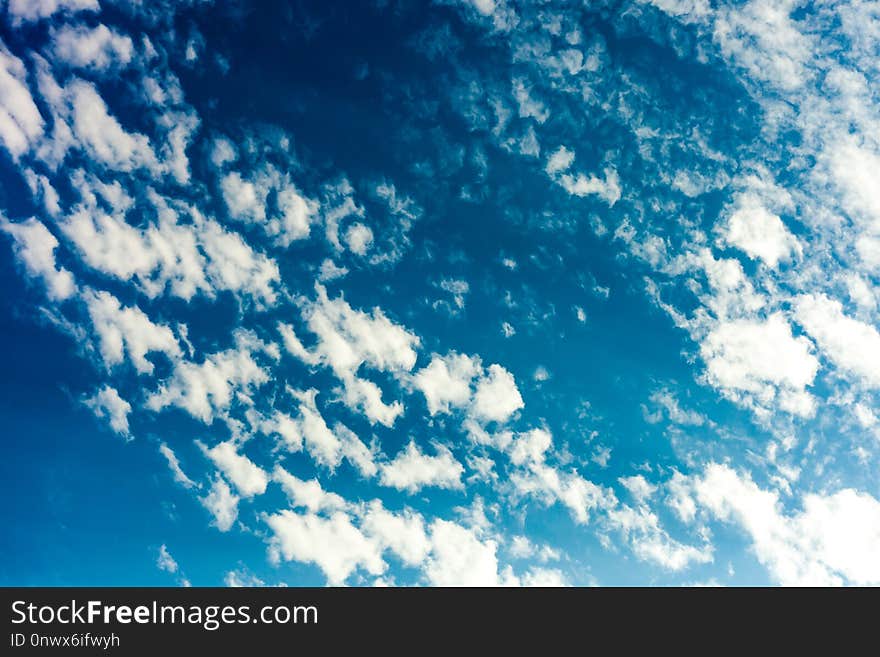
1;0;878;586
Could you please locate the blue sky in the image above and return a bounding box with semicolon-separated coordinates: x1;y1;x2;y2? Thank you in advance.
1;0;879;586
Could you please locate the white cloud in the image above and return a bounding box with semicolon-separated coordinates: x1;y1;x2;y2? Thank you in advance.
825;138;880;232
0;216;75;300
508;428;551;467
425;520;511;586
521;567;569;587
23;170;61;217
224;569;265;587
619;475;657;504
318;259;348;282
221;171;266;223
344;222;373;255
210;136;237;168
51;24;134;71
200;440;268;498
646;389;705;426
336;373;404;427
469;0;496;17
700;312;818;403
265;510;385;585
545;146;620;206
273;466;347;514
606;502;712;571
84;385;132;436
147;331;274;423
666;470;697;523
221;167;317;246
67;80;158;172
7;0;98;23
289;388;344;469
83;288;182;374
276;183;317;245
193;211;279;305
557;167;622;206
512;78;548;123
380;442;464;493
201;477;240;532
695;463;880;585
722;196;799;267
336;423;378;478
411;352;480;415
55;184;276;304
157;544;178;574
472;364;524;423
437;278;469;311
0;46;45;158
158;442;197;489
714;0;813;92
289;284;420;377
794;293;880;388
280;286;419;426
510;461;612;525
545;146;575;175
361;501;431;567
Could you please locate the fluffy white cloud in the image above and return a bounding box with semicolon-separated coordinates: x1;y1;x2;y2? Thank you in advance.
714;0;813;92
273;466;347;513
336;373;404;427
276;183;317;245
0;216;75;300
700;313;818;400
279;286;419;425
794;293;880;388
619;475;657;504
51;24;134;70
83;288;182;374
344;222;373;255
471;364;524;423
147;331;274;423
224;569;265;587
67;80;158;172
695;463;880;585
605;502;712;571
265;510;385;585
335;423;378;478
57;184;275;303
221;167;317;246
545;145;621;205
825;138;880;232
722;196;799;267
221;171;267;223
520;567;569;587
200;440;268;498
289;389;344;469
297;285;420;376
156;544;178;574
424;520;511;586
0;46;44;158
411;352;480;415
361;501;431;567
510;462;612;525
7;0;98;23
210;136;237;168
379;442;464;493
508;428;551;466
83;385;131;436
201;477;239;532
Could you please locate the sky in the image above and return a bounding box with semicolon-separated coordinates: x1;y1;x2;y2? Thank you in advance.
0;0;879;587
